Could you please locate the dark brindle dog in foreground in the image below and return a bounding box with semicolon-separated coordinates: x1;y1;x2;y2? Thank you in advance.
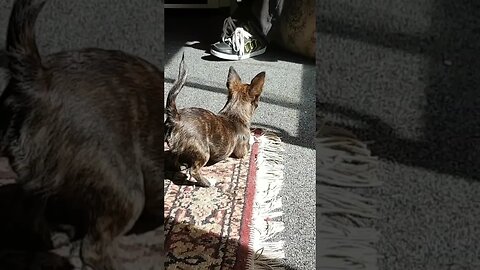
0;0;164;269
165;55;265;187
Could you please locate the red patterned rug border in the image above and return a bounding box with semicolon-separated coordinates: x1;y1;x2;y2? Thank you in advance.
234;128;262;270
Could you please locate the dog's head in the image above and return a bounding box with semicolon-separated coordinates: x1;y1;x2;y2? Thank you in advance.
220;66;265;123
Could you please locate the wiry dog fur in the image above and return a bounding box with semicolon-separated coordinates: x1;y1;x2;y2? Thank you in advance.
0;0;164;269
165;55;265;187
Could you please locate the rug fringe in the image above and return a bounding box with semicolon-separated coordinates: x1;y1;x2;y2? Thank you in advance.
247;131;286;270
317;121;381;270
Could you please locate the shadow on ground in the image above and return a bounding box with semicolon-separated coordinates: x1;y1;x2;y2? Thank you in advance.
162;76;314;149
165;9;313;67
317;1;480;181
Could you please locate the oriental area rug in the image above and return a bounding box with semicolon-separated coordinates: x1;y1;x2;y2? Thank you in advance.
164;128;286;270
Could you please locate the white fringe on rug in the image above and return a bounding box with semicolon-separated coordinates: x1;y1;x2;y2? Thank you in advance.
247;131;286;270
317;119;381;270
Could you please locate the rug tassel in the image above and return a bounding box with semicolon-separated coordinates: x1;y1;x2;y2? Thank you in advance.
317;121;381;270
247;131;286;270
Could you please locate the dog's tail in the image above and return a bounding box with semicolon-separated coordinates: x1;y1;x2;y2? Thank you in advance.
0;250;74;270
6;0;46;84
166;53;187;121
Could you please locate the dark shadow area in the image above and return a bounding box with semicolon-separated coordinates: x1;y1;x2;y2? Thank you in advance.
163;149;198;187
425;0;480;181
298;63;316;150
252;122;313;149
163;78;305;111
250;44;315;65
317;1;480;181
0;183;74;270
318;101;480;181
165;9;314;67
0;161;163;267
164;216;298;269
126;214;164;236
0;50;7;68
164;8;230;67
318;17;436;56
0;50;9;97
0;183;53;251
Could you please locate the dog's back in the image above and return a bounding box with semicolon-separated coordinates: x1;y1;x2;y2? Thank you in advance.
3;0;164;196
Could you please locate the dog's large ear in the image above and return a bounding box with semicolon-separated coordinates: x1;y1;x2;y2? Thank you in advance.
227;66;241;89
249;71;265;97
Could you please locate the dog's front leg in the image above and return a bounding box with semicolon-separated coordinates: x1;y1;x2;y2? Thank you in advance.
189;168;212;187
231;141;249;159
231;132;251;159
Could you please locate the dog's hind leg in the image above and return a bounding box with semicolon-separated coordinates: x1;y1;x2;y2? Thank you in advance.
80;182;144;270
137;156;164;229
80;234;117;270
189;159;212;187
174;149;211;187
80;214;139;270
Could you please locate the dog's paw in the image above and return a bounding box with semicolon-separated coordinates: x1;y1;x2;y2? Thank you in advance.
192;176;215;187
206;178;217;186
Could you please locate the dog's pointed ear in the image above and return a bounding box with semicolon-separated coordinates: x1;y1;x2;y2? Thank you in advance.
249;71;265;97
227;66;241;89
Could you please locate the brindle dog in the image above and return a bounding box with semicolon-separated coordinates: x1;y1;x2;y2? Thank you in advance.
0;0;164;269
165;55;265;187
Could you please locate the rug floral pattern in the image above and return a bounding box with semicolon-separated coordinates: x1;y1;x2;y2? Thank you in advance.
164;139;255;270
